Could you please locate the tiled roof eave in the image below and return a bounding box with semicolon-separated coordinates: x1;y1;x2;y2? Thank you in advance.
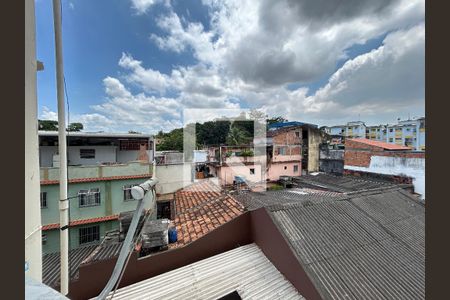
41;174;152;185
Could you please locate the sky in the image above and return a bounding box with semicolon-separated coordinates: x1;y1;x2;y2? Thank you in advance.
35;0;425;133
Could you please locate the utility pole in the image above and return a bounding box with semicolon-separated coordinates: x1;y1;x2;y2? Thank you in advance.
52;0;69;295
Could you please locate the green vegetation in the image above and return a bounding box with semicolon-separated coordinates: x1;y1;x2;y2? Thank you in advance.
267;183;284;191
155;110;289;151
38;120;84;132
67;122;83;132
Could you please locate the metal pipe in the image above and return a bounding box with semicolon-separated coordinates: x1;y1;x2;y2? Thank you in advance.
96;178;158;300
52;0;69;295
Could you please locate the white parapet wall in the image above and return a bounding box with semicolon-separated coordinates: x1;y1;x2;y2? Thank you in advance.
155;163;193;194
345;155;425;199
25;0;43;282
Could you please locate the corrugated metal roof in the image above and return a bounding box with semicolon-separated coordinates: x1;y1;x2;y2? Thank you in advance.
42;243;122;289
293;173;398;193
270;188;424;300
347;138;411;150
235;188;345;211
101;243;304;300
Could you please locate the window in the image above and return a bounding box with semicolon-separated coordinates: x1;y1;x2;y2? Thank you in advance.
119;140;148;150
80;149;95;159
79;225;100;245
249;168;255;175
79;188;101;207
389;138;393;143
157;201;173;219
40;192;47;208
123;184;138;201
294;165;299;173
278;147;286;155
295;131;300;138
42;234;47;245
389;128;393;132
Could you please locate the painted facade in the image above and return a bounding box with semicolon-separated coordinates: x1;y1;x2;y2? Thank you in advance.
329;121;366;138
39;131;156;254
40;165;154;254
38;131;154;167
384;118;425;151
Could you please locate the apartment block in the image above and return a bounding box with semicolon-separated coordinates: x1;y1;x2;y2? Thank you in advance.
328;121;366;138
384;118;425;151
39;131;155;254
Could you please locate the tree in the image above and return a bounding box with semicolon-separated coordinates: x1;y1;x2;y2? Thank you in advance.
196;120;231;146
68;122;84;132
226;125;251;146
156;128;184;151
266;116;288;126
38;120;58;131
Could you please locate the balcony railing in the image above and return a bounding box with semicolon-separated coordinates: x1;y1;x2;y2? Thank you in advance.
40;161;153;181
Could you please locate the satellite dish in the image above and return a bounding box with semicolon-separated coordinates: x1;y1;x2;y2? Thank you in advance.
131;185;145;200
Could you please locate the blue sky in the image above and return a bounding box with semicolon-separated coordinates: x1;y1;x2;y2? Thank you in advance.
36;0;425;133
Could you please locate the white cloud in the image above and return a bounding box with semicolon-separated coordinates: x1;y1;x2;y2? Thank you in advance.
130;0;165;15
40;106;58;121
151;0;424;86
118;53;170;94
69;0;424;133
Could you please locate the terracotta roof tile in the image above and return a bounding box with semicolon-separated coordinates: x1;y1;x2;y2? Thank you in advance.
347;138;411;150
42;214;119;231
168;180;245;249
41;174;152;185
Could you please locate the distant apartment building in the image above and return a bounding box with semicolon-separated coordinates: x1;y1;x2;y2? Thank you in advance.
328;121;366;139
365;125;387;141
39;131;155;254
384;118;425;151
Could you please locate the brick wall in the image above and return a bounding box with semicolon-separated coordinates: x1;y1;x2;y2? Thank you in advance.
344;139;425;167
272;129;302;145
272;129;302;157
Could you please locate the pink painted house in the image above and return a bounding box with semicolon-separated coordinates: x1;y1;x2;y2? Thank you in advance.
206;125;308;186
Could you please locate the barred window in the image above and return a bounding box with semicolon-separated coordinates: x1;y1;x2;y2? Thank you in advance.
123;184;138;201
79;225;100;245
294;165;299;173
80;149;95;159
40;192;47;208
79;188;101;207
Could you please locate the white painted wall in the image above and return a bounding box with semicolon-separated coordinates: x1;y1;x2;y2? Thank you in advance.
117;150;153;164
193;150;208;163
25;0;42;281
40;146;154;167
67;146;117;165
345;155;425;199
155;163;193;194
